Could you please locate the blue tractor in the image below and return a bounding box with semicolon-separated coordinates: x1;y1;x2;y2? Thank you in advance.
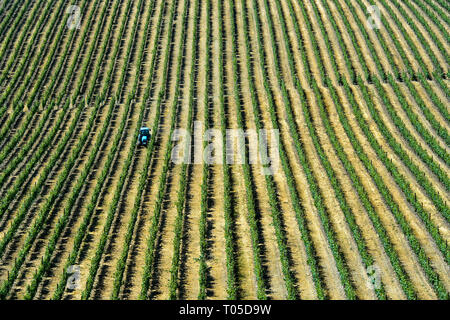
138;127;151;147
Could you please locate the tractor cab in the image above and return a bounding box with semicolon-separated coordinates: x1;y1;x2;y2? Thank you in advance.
138;127;151;147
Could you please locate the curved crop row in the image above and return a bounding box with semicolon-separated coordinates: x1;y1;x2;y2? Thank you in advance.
24;0;138;300
400;0;449;66
323;0;374;81
139;0;193;300
352;0;416;79
291;0;329;85
273;0;388;299
420;0;450;24
0;95;113;299
427;73;450;122
0;99;77;223
261;0;356;299
371;76;450;219
0;0;46;84
329;0;450;216
0;0;106;220
75;0;152;300
328;0;449;149
0;0;69;145
344;77;448;299
0;98;97;299
368;0;430;77
384;0;446;73
246;0;329;299
0;0;97;185
0;0;30;40
110;0;175;300
342;0;399;80
0;0;65;106
386;74;450;169
51;0;158;299
328;79;418;299
310;0;357;84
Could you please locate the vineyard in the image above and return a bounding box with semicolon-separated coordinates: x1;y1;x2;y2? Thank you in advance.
0;0;448;300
